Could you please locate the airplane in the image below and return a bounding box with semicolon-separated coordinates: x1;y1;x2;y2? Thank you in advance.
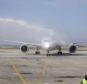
0;39;86;56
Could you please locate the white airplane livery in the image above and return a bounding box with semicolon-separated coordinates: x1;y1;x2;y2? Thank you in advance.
0;39;87;55
20;41;77;55
2;39;81;56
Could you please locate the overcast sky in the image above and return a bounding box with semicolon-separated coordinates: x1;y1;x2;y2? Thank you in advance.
0;0;87;43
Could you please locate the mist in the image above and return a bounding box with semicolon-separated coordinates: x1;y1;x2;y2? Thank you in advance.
0;18;68;45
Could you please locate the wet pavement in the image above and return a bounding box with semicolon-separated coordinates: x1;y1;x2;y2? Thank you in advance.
0;49;87;84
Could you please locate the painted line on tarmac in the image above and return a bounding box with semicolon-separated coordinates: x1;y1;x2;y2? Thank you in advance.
11;59;29;67
37;58;48;84
11;63;28;84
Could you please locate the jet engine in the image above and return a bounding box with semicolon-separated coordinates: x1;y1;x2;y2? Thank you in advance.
69;45;77;53
20;45;29;52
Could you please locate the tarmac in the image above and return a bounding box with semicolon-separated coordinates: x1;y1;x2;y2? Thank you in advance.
0;49;87;84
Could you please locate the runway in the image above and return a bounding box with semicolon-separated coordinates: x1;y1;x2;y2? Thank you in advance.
0;49;87;84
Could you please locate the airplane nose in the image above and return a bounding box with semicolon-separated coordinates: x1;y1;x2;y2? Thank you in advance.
41;41;51;49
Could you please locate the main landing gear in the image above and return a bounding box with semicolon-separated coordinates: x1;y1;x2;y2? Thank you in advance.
57;46;62;55
46;50;50;56
35;48;40;55
46;46;63;56
57;51;62;55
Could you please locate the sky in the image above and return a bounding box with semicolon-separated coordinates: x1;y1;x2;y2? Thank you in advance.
0;0;87;44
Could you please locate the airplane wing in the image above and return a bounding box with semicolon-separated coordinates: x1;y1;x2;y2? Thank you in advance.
0;40;41;49
0;40;87;55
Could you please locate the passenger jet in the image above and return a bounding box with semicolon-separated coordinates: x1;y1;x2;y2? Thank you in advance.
1;39;86;56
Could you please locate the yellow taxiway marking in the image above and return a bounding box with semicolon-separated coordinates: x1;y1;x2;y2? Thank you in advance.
37;59;47;84
11;59;29;67
11;63;28;84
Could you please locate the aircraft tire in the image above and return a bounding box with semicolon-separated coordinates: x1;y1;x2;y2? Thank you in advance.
46;54;50;56
57;52;62;55
35;51;40;55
